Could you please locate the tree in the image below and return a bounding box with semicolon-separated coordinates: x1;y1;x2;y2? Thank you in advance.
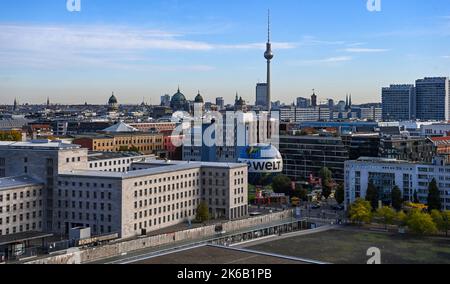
348;199;372;225
396;211;407;227
406;209;437;235
365;182;379;211
391;186;403;211
272;175;292;195
431;210;450;237
195;201;210;223
335;184;345;205
375;206;396;229
427;179;441;212
319;167;332;184
0;130;22;141
293;185;308;202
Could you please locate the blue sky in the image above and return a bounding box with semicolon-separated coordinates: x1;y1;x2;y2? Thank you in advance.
0;0;449;105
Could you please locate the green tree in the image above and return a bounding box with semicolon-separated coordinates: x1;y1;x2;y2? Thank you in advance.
406;209;438;235
365;182;379;211
272;175;292;195
427;179;441;212
195;201;210;223
335;184;345;205
376;206;396;229
348;199;372;225
391;186;403;211
396;211;407;227
0;130;22;141
319;167;332;184
293;185;308;202
431;210;450;237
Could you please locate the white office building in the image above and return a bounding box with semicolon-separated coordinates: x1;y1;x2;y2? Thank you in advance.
0;140;249;239
345;157;450;210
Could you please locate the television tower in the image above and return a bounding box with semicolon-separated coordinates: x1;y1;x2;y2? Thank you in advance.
264;10;274;112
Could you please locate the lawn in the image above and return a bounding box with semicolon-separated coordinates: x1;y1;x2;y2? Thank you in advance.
248;228;450;264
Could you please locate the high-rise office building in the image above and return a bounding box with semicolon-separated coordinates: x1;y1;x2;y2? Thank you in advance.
311;90;317;108
216;97;225;110
160;94;171;107
382;84;416;121
256;83;268;107
296;97;311;108
416;77;450;121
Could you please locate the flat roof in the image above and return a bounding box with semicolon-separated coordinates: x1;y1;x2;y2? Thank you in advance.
0;176;43;191
60;160;247;180
88;151;154;162
0;231;53;246
0;141;80;150
349;157;433;166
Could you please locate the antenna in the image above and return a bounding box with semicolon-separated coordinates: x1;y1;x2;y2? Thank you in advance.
267;9;270;43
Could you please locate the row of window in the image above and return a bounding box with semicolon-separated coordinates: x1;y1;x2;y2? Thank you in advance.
89;159;131;168
0;211;42;225
59;181;113;189
58;189;112;200
0;189;42;203
134;200;199;219
66;157;82;163
96;138;162;145
0;201;42;213
57;200;112;211
134;187;199;199
234;178;245;186
133;173;200;187
134;196;195;211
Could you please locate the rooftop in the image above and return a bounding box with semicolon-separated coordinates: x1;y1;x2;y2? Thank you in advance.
60;160;247;180
430;136;450;145
0;140;80;150
87;151;155;162
349;157;436;166
0;176;43;191
103;122;138;133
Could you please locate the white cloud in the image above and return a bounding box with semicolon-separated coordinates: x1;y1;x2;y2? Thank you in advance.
442;55;450;59
290;56;353;66
343;48;389;53
0;24;298;52
0;24;299;69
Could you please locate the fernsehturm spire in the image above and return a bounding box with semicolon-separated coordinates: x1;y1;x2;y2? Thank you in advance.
264;9;274;112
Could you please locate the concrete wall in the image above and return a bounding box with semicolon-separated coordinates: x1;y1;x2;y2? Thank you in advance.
26;209;293;264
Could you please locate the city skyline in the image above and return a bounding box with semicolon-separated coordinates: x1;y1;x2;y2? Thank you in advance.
1;0;450;105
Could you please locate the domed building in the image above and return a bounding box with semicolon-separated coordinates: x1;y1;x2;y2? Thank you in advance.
108;92;119;112
192;91;205;115
170;87;189;112
194;91;204;104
